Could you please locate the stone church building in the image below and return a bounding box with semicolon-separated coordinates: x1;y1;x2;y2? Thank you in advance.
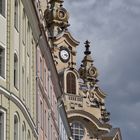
44;0;122;140
0;0;122;139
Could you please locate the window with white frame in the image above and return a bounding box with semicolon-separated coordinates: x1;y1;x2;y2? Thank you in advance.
14;114;19;140
14;53;18;88
0;0;5;17
0;46;5;78
0;110;5;140
14;0;19;30
71;121;85;140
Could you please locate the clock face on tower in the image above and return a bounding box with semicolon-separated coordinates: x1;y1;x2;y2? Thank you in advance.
59;47;70;63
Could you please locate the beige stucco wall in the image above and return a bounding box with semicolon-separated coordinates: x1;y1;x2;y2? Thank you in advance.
0;0;38;140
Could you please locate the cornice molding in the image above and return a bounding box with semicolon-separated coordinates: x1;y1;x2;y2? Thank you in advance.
67;110;111;131
53;31;80;47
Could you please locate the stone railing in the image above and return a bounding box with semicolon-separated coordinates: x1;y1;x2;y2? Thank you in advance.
64;94;83;109
64;93;83;102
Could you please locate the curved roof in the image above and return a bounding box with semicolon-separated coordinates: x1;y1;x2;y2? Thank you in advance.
53;31;80;47
67;110;112;131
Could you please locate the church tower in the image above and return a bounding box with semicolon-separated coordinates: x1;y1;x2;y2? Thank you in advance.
44;0;122;140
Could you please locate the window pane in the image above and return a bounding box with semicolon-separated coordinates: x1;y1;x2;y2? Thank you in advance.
14;0;18;29
71;122;85;140
67;72;76;94
14;115;19;140
14;54;18;88
0;112;4;140
0;0;5;16
0;46;5;78
0;0;2;14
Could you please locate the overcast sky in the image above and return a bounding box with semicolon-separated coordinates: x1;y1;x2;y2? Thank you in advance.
64;0;140;139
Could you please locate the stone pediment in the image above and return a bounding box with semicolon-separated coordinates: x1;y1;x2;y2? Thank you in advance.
52;31;80;47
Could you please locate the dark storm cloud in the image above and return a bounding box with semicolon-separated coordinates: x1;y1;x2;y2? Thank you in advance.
64;0;140;139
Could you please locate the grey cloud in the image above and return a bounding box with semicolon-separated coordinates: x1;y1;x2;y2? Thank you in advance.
64;0;140;139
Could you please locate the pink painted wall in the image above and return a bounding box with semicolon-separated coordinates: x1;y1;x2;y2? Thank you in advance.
37;47;59;140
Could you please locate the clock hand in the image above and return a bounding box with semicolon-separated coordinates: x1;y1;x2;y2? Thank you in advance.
64;54;68;57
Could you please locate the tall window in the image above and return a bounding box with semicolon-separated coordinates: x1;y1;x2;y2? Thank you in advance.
51;125;52;140
47;112;50;139
40;101;43;128
27;130;31;140
27;78;29;108
22;67;25;100
66;72;76;94
14;0;19;29
14;53;18;88
40;58;42;80
0;46;5;78
71;122;85;140
44;69;47;89
0;110;5;140
22;123;26;140
48;71;50;98
27;22;30;55
44;110;47;135
22;9;26;43
0;0;5;17
14;114;19;140
50;86;52;105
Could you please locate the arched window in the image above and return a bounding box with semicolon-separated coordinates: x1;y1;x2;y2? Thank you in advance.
22;67;25;100
66;72;76;94
14;114;19;140
22;9;26;43
0;45;5;78
14;53;18;88
22;123;26;140
14;0;19;29
71;122;85;140
27;130;31;140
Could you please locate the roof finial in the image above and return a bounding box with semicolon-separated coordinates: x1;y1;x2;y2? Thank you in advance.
84;40;91;55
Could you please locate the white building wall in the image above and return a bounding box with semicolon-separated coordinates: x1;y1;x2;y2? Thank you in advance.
0;0;7;85
0;0;7;47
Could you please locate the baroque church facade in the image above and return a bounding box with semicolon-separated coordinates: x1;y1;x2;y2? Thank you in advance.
44;0;122;140
0;0;122;140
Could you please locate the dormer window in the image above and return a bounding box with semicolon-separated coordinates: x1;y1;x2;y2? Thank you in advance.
66;72;76;94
